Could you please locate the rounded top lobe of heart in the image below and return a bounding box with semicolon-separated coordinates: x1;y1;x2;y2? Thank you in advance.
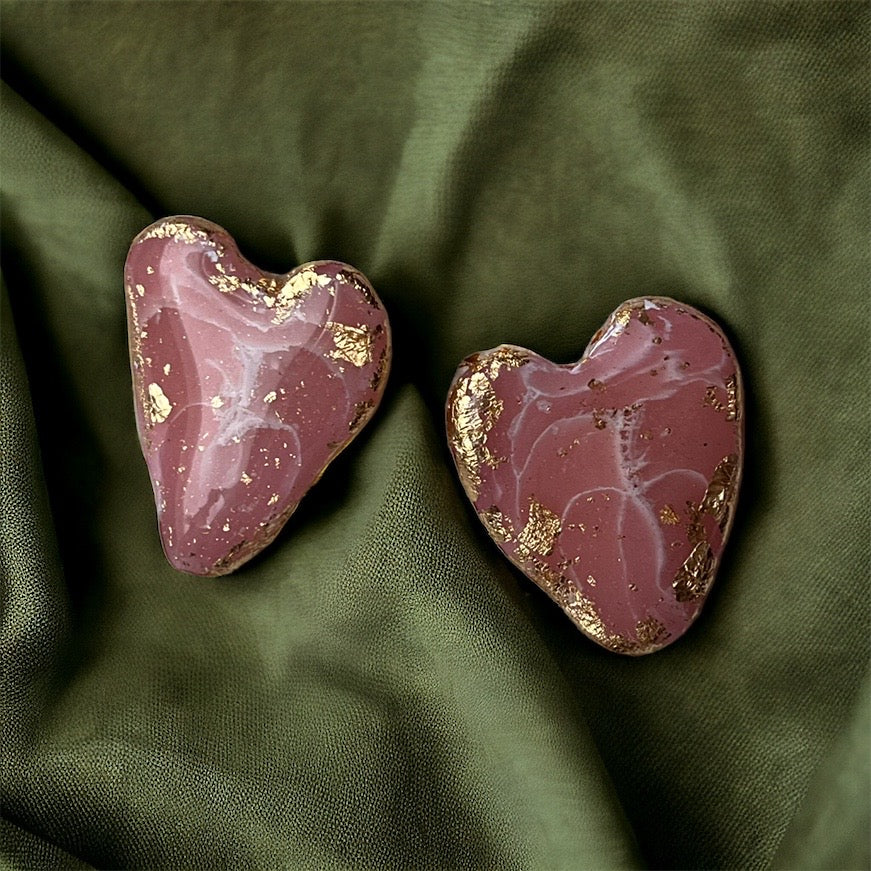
446;297;743;654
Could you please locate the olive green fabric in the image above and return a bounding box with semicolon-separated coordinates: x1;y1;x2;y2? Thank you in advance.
1;2;868;868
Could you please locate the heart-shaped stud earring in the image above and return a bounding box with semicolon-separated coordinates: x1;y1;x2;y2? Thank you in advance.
446;298;743;654
125;216;391;576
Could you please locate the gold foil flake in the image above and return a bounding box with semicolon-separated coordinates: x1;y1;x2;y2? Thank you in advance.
263;391;277;404
210;396;224;408
659;504;681;526
615;308;632;327
638;309;653;326
269;268;327;324
685;502;707;546
147;382;172;423
652;336;663;344
635;616;669;646
222;522;230;532
515;499;561;558
446;372;504;500
521;558;660;654
588;378;606;391
369;347;389;391
207;262;275;297
146;266;154;275
725;374;740;421
267;493;279;506
135;283;145;297
704;386;725;412
325;322;373;368
349;399;374;431
141;221;211;245
480;506;514;543
700;454;738;529
593;412;607;430
240;472;252;485
673;541;715;602
482;346;530;378
336;268;376;307
163;363;171;376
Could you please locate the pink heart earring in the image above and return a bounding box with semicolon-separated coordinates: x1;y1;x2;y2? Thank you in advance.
445;298;743;655
125;216;391;576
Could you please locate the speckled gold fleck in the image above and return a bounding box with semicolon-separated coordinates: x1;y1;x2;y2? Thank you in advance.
135;283;145;297
586;575;597;587
515;498;561;558
593;412;607;430
146;266;154;275
615;307;632;327
267;493;279;506
325;322;373;368
240;472;252;485
480;506;514;543
210;396;224;408
673;541;715;602
659;505;680;526
147;382;172;423
264;391;277;404
638;309;653;326
163;363;171;376
447;371;504;500
588;378;606;391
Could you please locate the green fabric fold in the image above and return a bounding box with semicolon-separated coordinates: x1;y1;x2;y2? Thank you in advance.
1;3;868;868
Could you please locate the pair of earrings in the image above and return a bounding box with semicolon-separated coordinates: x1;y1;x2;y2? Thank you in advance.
125;216;743;655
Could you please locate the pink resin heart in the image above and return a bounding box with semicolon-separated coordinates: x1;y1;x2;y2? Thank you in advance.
125;217;390;576
446;298;743;654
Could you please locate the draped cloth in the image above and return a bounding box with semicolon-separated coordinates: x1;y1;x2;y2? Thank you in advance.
1;3;868;868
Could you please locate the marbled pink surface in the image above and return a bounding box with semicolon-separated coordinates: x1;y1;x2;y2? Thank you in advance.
125;217;390;576
446;298;743;654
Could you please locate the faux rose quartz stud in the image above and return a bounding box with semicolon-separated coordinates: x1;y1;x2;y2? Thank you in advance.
125;217;390;576
446;298;743;654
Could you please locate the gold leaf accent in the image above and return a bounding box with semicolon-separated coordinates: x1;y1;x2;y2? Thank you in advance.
635;616;669;647
140;221;211;245
446;371;504;500
703;385;725;412
482;346;530;378
270;268;330;324
673;541;715;602
349;399;374;431
725;374;740;421
326;322;373;368
700;454;739;530
147;382;172;424
480;506;514;543
515;498;561;558
659;504;681;526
